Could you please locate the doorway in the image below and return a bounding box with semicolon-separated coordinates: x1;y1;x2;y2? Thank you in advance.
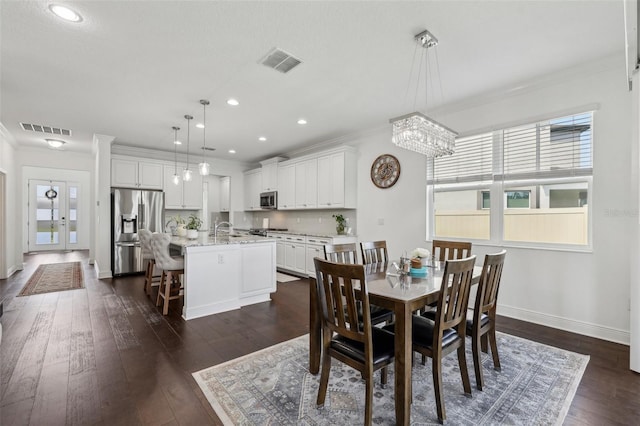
28;179;79;252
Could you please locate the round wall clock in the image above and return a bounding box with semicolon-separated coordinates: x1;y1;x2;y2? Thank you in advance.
371;154;401;188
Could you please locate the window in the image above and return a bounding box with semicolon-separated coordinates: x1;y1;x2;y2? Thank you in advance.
430;112;592;248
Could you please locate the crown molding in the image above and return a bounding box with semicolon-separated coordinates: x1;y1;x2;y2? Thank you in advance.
111;143;252;169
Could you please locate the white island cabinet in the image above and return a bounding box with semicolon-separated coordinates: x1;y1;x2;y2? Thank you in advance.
171;235;276;320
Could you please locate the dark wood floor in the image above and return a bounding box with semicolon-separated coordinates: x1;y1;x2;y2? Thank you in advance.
1;251;639;425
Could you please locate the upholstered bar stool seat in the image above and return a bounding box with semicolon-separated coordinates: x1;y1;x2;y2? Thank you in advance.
150;233;184;315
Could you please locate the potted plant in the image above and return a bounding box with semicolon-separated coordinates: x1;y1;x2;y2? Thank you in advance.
167;214;186;236
186;214;202;239
332;214;347;235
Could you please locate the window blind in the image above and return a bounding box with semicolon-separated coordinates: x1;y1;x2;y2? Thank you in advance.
499;112;592;181
430;132;493;185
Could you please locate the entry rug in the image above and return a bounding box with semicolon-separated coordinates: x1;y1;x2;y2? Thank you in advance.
193;333;589;425
18;262;84;296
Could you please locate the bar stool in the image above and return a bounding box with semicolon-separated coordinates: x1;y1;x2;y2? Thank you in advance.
150;233;184;315
138;229;160;295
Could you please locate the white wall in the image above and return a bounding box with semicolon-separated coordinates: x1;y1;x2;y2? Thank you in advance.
432;56;633;343
0;124;20;277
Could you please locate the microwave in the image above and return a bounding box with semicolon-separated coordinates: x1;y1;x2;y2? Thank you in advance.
260;191;277;209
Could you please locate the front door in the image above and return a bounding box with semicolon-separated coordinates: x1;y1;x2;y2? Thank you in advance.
28;180;79;252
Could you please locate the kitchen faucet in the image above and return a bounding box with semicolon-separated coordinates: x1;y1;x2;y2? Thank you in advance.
214;221;233;238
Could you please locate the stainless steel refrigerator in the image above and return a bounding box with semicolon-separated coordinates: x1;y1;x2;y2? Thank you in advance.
111;188;164;276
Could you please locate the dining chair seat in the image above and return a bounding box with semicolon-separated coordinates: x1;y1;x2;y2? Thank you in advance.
466;311;490;330
332;327;395;365
409;316;460;349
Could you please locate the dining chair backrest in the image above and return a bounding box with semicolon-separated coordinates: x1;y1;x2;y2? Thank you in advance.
432;240;472;262
324;243;359;264
434;256;476;339
474;250;506;317
360;241;389;265
314;257;371;342
138;229;154;260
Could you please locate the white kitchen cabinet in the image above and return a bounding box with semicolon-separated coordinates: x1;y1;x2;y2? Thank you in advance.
163;165;203;209
294;159;317;209
317;150;356;208
111;158;163;189
283;235;306;274
260;157;286;192
220;176;230;212
270;233;286;268
243;169;262;211
305;236;332;277
277;164;295;209
241;244;277;298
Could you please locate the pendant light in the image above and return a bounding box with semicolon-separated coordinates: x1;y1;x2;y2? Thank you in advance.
172;126;181;185
198;99;211;176
183;114;193;182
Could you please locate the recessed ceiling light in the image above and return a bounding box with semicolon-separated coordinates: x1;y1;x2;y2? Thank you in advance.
228;149;236;154
227;98;239;106
195;123;205;129
174;140;182;145
258;136;267;142
46;138;66;148
49;4;82;22
297;119;307;125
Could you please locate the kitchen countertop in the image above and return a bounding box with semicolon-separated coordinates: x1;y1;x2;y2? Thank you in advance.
170;234;274;248
266;230;357;239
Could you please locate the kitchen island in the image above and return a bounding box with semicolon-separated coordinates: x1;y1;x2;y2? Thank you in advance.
170;234;276;320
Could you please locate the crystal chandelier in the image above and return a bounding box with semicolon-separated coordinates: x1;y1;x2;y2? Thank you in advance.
390;29;457;157
183;114;193;182
198;99;211;176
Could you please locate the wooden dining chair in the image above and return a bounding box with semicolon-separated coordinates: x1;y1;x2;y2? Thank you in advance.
360;241;389;265
324;243;359;264
432;240;473;261
314;258;395;426
323;243;393;326
467;250;506;390
410;256;476;422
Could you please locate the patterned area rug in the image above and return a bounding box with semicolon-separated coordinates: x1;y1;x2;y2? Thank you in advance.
18;262;84;296
193;332;589;425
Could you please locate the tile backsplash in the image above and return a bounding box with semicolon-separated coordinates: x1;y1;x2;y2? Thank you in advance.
232;209;357;236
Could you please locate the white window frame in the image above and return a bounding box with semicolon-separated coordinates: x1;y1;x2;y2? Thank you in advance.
428;111;593;252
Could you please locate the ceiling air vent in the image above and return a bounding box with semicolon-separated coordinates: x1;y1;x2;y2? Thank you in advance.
259;47;302;73
20;122;71;136
201;147;216;152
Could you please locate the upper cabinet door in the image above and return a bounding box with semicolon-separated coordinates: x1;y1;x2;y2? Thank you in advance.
138;162;163;189
317;152;345;208
112;159;163;190
163;165;184;209
294;159;317;209
111;159;139;188
220;176;230;212
182;172;203;209
261;162;278;192
277;165;295;209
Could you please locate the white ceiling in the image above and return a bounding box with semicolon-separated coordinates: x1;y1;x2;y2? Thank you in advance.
1;1;626;163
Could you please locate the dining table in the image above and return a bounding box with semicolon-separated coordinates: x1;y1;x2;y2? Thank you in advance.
308;261;482;426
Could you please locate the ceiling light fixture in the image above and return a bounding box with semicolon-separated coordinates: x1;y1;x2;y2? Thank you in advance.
227;98;239;106
258;136;267;142
228;149;236;154
389;29;457;158
199;99;211;176
195;123;204;129
297;119;307;125
49;4;82;22
172;126;181;185
183;114;193;182
45;138;66;148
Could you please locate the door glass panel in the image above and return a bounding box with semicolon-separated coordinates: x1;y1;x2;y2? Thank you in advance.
68;185;78;244
36;184;60;245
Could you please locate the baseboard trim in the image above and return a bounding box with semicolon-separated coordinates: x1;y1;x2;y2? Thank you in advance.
498;303;630;345
6;263;22;277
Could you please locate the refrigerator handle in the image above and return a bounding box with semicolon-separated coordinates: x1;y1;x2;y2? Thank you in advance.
139;203;145;230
